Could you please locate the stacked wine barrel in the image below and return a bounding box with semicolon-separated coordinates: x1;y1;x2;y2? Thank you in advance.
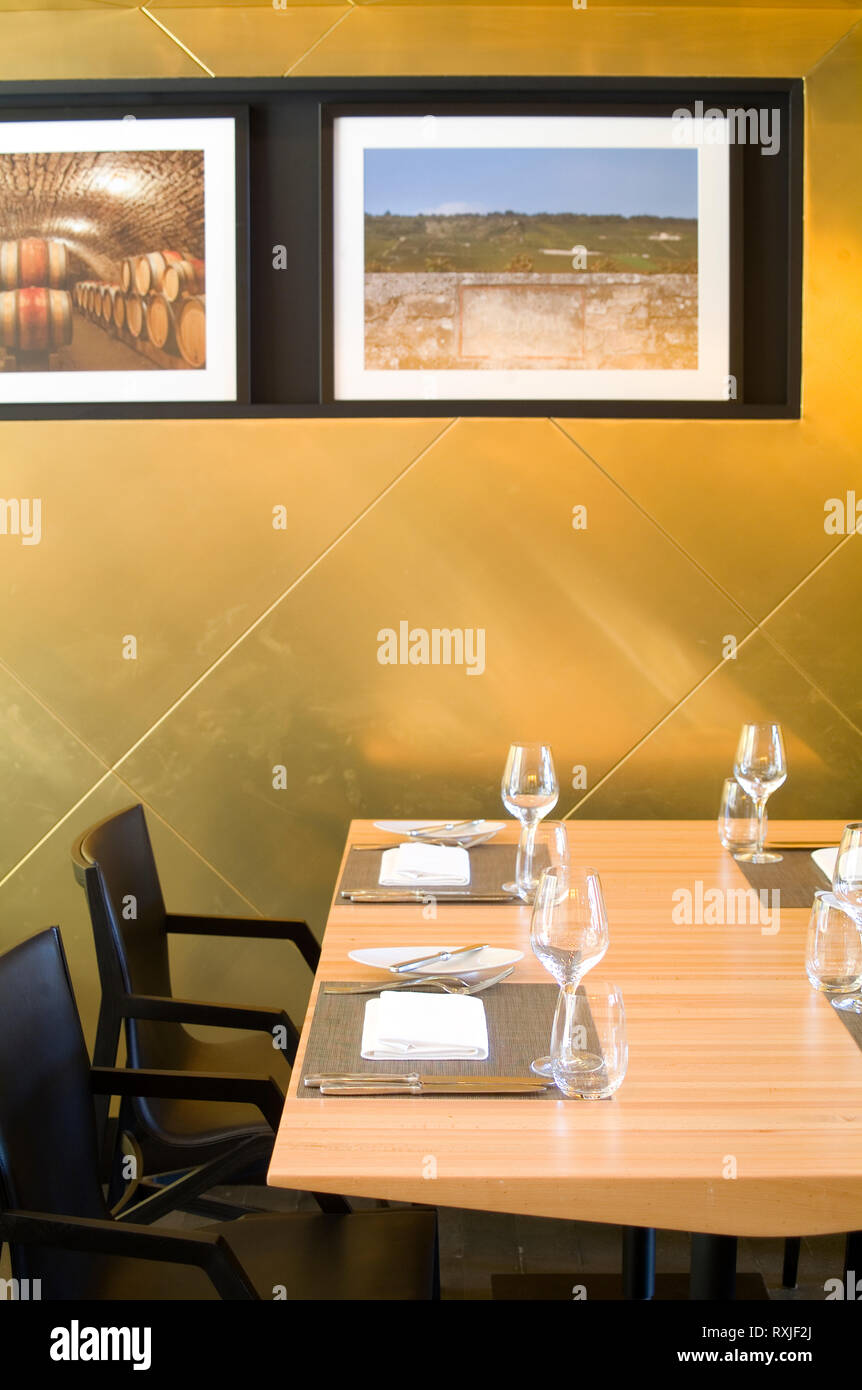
82;249;206;367
0;238;73;356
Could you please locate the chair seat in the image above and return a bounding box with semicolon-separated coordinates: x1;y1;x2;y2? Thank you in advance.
134;1030;290;1172
75;1210;438;1301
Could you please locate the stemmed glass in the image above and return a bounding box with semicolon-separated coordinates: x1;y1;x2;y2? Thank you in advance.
732;722;787;864
529;866;609;1077
501;742;558;897
829;824;862;1014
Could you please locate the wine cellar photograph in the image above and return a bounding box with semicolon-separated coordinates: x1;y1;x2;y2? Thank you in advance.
0;149;206;373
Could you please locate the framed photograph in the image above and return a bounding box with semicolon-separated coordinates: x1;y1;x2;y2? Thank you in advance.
0;111;246;405
331;113;732;403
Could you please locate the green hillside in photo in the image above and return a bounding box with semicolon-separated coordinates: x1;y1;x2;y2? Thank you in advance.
365;212;697;274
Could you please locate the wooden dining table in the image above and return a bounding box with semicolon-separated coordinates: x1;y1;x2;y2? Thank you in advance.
268;818;862;1291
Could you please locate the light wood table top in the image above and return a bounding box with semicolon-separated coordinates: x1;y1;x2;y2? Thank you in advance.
268;819;862;1237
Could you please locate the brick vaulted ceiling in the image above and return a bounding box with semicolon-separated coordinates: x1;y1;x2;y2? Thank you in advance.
0;150;204;281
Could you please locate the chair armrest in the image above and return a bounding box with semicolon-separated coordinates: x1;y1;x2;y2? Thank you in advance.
0;1210;257;1299
119;992;297;1040
166;913;320;970
89;1065;284;1130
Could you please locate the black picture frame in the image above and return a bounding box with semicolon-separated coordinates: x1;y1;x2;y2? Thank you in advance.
322;98;748;409
0;99;250;409
0;76;802;421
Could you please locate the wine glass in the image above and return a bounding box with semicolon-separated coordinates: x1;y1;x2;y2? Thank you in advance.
732;722;787;864
501;742;558;894
515;819;569;903
529;865;609;1077
832;822;862;918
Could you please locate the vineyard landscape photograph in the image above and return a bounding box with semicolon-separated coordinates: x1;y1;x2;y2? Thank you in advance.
362;144;700;373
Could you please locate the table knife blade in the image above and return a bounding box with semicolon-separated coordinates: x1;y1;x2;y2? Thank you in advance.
341;890;518;903
311;1074;555;1095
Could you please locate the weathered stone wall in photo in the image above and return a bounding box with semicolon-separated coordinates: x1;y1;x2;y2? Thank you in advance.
364;272;698;371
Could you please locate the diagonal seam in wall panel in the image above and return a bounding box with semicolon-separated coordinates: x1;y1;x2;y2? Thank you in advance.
284;4;355;75
139;4;216;74
0;416;457;897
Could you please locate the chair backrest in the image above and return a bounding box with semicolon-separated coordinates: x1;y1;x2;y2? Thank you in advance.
72;804;179;1071
0;928;108;1289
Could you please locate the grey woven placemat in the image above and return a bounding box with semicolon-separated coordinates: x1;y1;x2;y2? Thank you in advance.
732;848;831;908
337;841;546;900
828;998;862;1054
299;982;570;1099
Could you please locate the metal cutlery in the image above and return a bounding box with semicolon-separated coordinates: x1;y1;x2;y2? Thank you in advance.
390;943;487;974
766;841;834;851
316;1075;554;1096
354;829;498;851
341;889;518;904
305;1070;553;1089
323;965;515;996
830;994;862;1015
304;1073;553;1084
408;819;485;839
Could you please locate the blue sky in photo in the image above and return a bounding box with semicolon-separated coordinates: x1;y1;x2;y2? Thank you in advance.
364;147;698;218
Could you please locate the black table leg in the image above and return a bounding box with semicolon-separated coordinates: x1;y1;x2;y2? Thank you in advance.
622;1226;656;1300
782;1236;801;1288
844;1231;862;1284
690;1233;738;1299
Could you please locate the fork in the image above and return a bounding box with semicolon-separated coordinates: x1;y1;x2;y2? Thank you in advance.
354;829;498;851
323;966;514;996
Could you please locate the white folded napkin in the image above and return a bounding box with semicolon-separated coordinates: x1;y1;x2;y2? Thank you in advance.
378;841;471;888
812;847;838;881
360;991;489;1060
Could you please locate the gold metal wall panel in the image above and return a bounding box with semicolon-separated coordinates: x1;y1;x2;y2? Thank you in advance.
0;3;134;12
553;419;860;623
116;417;747;934
1;1;858;9
763;533;862;731
0;8;203;77
802;24;862;434
0;419;446;765
351;1;861;8
0;661;105;881
0;4;860;1044
571;631;862;820
151;1;342;9
148;3;351;75
0;774;286;1051
292;5;856;76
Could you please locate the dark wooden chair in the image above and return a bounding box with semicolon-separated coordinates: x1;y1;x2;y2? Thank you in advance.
71;802;346;1213
0;927;438;1300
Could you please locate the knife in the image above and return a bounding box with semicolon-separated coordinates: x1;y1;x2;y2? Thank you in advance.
341;890;518;903
765;841;834;851
315;1076;555;1095
304;1071;554;1089
389;943;487;974
408;820;485;839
